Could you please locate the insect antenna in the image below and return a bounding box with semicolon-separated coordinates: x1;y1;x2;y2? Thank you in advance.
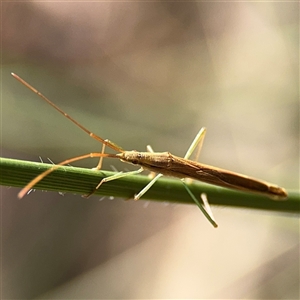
11;73;123;152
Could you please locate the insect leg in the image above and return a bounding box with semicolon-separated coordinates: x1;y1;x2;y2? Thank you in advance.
184;127;206;160
200;193;216;223
182;129;217;226
18;152;116;199
146;144;157;179
134;173;163;200
181;180;218;228
84;167;144;198
92;143;106;170
146;145;154;153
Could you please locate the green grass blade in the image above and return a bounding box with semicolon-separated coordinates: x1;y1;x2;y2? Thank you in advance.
0;157;299;214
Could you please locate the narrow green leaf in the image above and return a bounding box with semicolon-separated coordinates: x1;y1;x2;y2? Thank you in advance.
1;157;299;214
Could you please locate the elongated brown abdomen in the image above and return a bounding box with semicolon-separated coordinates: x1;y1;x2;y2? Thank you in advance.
119;151;287;200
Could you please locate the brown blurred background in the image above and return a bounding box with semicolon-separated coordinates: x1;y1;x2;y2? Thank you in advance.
2;2;299;299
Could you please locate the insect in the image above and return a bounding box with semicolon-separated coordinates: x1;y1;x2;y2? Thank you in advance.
11;73;288;228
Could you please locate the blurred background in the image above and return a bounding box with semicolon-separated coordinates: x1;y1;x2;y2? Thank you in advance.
2;1;299;299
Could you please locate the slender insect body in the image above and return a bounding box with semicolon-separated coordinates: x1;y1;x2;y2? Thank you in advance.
118;151;287;200
11;73;288;228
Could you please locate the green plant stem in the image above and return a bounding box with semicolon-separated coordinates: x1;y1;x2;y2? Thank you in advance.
0;157;299;213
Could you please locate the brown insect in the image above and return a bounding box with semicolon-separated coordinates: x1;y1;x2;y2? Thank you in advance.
11;73;288;228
